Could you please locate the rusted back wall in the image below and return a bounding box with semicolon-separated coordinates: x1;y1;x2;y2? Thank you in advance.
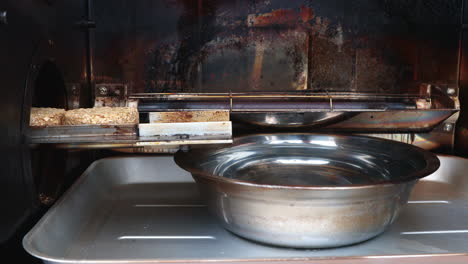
91;0;462;94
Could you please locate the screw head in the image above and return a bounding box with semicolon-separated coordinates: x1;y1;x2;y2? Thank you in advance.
443;123;454;132
179;134;190;140
447;88;456;95
71;85;79;95
98;86;108;95
180;145;190;152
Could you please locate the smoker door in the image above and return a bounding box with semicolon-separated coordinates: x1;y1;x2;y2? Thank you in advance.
0;1;88;260
0;1;40;245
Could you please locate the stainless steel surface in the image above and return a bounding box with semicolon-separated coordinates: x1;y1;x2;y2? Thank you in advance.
231;112;349;127
23;155;468;264
174;134;439;248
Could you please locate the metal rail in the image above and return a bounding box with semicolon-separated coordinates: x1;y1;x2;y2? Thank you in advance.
129;92;428;100
134;92;430;113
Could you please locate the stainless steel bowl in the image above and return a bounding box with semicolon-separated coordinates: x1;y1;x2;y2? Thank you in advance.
174;134;440;248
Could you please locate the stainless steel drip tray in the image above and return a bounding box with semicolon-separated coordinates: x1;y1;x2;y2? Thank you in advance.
23;155;468;264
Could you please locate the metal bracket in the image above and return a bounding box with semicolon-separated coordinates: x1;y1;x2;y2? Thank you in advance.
325;91;334;111
66;83;81;109
75;20;96;29
95;83;126;97
229;90;233;112
180;145;190;152
443;123;454;132
433;84;458;97
419;83;432;97
94;83;128;107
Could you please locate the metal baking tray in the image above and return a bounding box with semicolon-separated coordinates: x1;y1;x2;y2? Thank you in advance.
29;125;138;142
28;124;232;149
23;155;468;264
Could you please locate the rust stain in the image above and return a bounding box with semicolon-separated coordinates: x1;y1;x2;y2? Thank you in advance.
94;97;123;107
114;125;138;136
300;6;314;23
248;6;314;27
251;41;265;90
150;110;230;123
327;111;453;131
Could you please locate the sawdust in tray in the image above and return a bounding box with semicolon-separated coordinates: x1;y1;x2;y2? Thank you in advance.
30;107;65;126
63;107;139;125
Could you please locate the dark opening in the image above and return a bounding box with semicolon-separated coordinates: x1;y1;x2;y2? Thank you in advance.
32;60;68;109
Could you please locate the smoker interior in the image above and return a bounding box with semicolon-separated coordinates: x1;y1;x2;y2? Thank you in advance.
2;0;468;263
23;155;468;263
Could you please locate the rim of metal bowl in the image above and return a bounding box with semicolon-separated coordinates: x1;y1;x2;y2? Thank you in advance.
174;133;441;190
